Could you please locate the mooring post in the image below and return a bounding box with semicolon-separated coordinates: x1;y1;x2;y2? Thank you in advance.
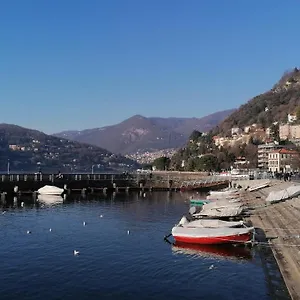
103;187;107;195
139;182;144;192
0;192;6;202
13;186;18;194
33;191;38;201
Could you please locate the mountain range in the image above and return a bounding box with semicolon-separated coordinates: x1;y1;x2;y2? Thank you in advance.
0;124;139;172
53;109;235;155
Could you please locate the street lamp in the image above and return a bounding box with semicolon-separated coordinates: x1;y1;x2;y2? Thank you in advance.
92;165;95;174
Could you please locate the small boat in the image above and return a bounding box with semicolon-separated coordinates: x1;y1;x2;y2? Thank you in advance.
192;200;245;218
172;242;252;261
248;181;270;192
37;185;64;196
178;216;244;228
209;189;238;196
171;225;254;245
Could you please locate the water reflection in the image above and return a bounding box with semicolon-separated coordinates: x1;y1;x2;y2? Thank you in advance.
172;242;253;261
37;194;64;205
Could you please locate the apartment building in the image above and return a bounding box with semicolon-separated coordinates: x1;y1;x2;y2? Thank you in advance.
258;143;284;169
268;148;299;173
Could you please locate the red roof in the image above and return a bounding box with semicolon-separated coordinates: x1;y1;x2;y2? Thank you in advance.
271;148;299;155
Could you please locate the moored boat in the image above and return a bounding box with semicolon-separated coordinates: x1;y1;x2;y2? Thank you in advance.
37;185;64;196
178;216;244;228
189;198;211;206
192;200;245;218
171;225;254;245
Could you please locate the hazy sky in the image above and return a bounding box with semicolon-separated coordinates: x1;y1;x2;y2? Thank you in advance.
1;0;299;133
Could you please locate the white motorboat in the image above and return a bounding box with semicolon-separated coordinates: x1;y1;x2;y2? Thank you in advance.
178;216;244;228
37;185;64;196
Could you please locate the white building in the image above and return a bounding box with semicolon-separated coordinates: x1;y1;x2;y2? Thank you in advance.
258;143;284;169
231;127;242;136
268;148;299;173
288;113;297;123
279;124;300;140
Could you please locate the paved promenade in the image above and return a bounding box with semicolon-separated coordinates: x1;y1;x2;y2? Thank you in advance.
240;179;300;300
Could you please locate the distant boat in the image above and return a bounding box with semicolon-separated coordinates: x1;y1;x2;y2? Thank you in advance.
171;225;254;245
37;185;64;196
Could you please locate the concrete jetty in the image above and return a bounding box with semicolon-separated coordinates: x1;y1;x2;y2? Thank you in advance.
0;172;229;197
240;179;300;300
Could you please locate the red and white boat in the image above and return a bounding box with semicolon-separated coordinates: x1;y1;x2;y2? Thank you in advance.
171;225;254;245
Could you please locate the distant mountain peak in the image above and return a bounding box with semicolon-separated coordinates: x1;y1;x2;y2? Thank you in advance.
53;109;235;154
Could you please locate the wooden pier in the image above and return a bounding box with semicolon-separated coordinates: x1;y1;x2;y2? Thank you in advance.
241;181;300;300
0;172;229;197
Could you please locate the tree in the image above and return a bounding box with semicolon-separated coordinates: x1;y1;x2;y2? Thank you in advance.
269;123;280;142
186;158;196;171
189;130;202;142
196;154;219;171
152;156;170;170
295;106;300;121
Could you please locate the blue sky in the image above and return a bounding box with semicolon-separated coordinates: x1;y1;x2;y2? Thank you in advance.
1;0;300;133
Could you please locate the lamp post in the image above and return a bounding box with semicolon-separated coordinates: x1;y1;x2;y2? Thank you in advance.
92;165;95;174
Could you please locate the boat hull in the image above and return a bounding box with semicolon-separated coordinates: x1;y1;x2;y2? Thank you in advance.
190;199;210;206
37;185;64;196
173;232;252;245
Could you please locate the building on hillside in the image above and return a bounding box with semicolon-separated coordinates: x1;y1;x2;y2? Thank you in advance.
265;127;271;137
257;143;284;169
244;126;251;133
279;124;300;141
268;148;299;173
288;113;297;123
231;127;242;136
233;156;249;168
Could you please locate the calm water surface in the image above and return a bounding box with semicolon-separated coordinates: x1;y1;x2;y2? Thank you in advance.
0;192;290;300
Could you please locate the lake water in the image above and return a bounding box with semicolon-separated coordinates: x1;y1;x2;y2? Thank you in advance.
0;192;290;300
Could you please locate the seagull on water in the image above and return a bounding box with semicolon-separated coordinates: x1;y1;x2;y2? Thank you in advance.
83;221;86;226
27;230;31;234
73;250;80;256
